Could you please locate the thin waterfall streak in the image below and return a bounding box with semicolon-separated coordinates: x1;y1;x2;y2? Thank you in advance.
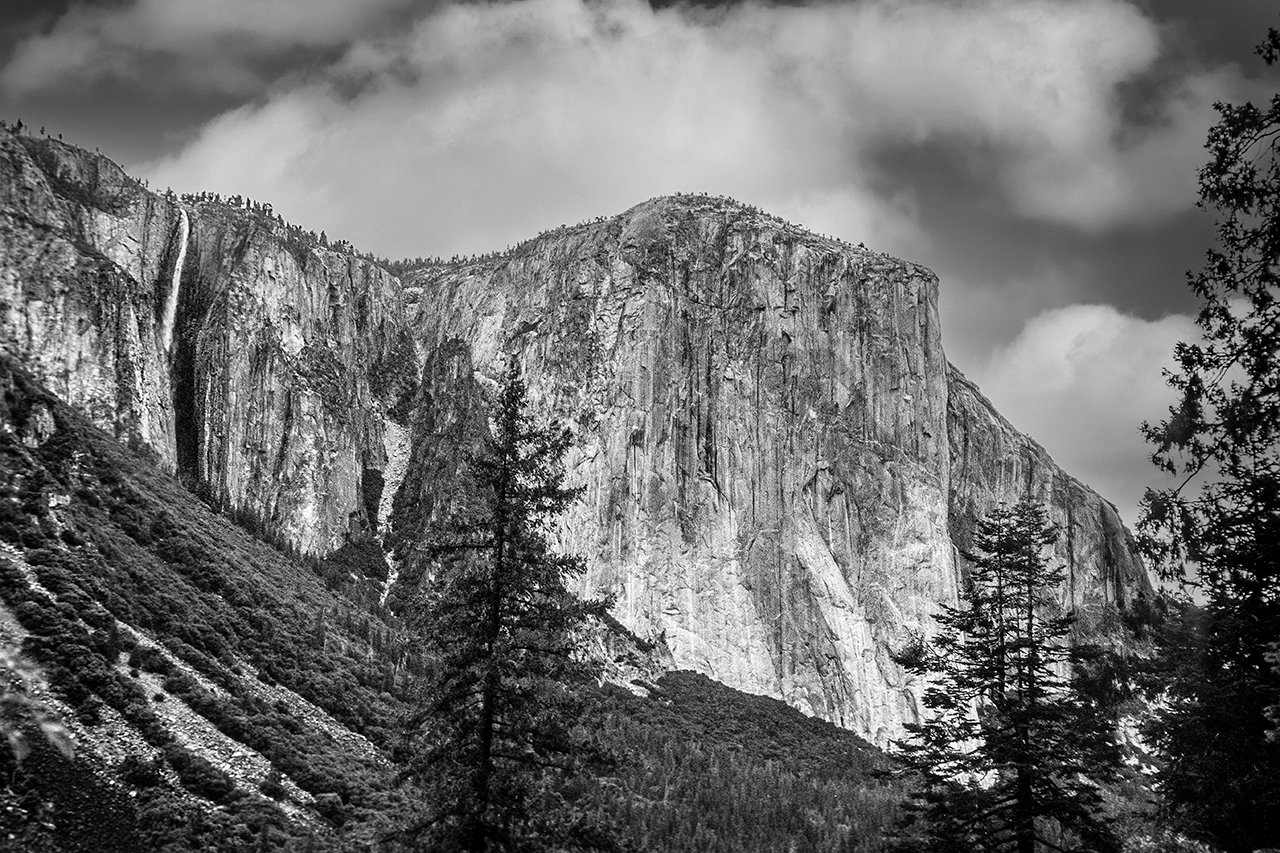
161;208;189;355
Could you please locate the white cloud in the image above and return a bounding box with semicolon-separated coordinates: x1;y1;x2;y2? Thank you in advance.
1002;68;1247;229
126;0;1234;260
137;0;912;258
968;304;1197;524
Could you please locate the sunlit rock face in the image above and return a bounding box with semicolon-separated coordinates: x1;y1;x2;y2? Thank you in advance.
0;131;416;555
0;130;179;464
401;196;1152;744
0;131;1151;744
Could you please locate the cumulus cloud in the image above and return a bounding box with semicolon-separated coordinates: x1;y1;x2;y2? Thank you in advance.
126;0;1238;261
968;304;1197;524
0;0;419;95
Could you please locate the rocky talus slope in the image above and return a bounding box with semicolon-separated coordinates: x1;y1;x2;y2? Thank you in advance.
0;130;1150;744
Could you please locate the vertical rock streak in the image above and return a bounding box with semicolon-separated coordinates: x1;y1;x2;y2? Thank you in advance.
379;420;411;605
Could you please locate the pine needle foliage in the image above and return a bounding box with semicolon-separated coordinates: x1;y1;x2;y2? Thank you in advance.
399;362;614;852
1137;28;1280;852
893;502;1121;853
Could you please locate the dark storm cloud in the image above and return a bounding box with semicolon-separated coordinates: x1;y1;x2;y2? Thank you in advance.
877;137;1213;331
0;0;426;96
0;0;434;161
0;0;78;40
1134;0;1279;69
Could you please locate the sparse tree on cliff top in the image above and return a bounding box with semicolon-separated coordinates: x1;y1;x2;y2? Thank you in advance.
1138;27;1280;852
398;361;614;852
893;501;1120;853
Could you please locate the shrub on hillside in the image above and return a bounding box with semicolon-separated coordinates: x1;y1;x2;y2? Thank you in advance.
163;745;235;804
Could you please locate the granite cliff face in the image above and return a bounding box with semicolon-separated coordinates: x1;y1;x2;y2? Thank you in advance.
0;133;1150;744
396;196;1149;742
0;131;416;555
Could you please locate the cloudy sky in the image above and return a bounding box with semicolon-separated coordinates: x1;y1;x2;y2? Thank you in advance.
2;0;1277;525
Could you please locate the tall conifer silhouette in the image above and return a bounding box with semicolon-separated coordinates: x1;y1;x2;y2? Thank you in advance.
401;361;613;852
893;501;1120;853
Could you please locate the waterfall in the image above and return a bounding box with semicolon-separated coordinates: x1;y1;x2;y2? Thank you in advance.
379;420;411;606
160;208;189;354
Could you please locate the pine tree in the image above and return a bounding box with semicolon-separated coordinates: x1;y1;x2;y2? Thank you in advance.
399;361;614;852
1138;27;1280;852
893;502;1120;853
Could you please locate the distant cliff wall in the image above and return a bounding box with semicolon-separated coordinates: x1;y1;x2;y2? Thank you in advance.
0;131;416;554
947;367;1147;613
